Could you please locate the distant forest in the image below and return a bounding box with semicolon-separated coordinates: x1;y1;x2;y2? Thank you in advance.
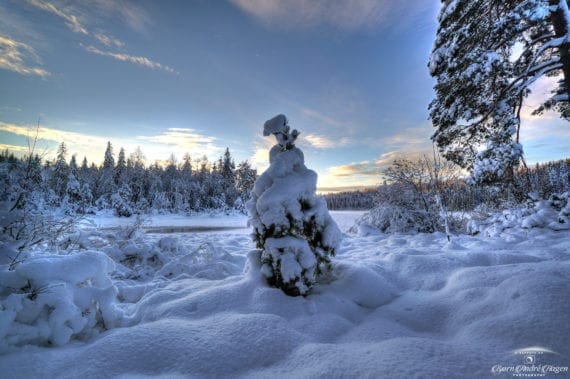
0;142;257;216
324;157;570;213
1;142;569;216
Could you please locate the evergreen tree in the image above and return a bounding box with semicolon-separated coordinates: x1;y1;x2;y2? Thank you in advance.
181;153;192;177
97;141;116;205
235;160;257;206
115;147;126;186
24;154;43;188
51;142;69;198
103;141;115;170
127;147;146;209
164;153;179;209
247;115;341;296
69;154;78;175
221;148;238;207
430;0;570;183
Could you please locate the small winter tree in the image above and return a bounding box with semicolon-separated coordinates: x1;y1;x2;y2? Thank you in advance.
51;142;69;199
235;160;257;208
96;141;116;206
221;148;238;207
247;114;341;296
114;147;126;186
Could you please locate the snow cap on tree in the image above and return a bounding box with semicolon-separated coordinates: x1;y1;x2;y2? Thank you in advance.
263;114;299;150
248;114;341;296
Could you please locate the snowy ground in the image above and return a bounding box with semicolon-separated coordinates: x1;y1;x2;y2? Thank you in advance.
1;211;569;378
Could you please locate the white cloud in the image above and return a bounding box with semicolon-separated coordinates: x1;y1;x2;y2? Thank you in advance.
136;128;219;154
0;143;30;154
26;0;88;35
249;135;274;172
319;148;434;189
23;0;173;74
303;133;353;149
229;0;434;32
94;32;125;48
0;34;50;77
25;0;150;35
0;121;224;165
83;44;177;74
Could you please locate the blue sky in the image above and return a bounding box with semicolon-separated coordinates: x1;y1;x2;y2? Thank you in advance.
1;0;569;191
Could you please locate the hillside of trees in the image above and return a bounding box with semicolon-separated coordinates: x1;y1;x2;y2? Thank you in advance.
0;142;257;217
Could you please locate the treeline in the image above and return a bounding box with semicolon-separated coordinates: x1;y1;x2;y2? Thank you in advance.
356;156;570;235
0;142;257;216
441;158;570;211
324;190;375;210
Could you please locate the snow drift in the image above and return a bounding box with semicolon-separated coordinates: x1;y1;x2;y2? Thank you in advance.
0;212;568;377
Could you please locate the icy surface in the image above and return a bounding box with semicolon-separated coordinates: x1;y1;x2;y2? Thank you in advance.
0;212;569;377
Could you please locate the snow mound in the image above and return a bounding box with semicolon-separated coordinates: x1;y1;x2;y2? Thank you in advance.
0;251;121;352
468;192;570;236
0;212;568;377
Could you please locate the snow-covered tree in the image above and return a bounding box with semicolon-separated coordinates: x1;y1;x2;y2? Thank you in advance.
96;141;116;206
69;154;78;176
247;114;341;296
51;142;69;199
235;160;257;208
103;141;115;170
221;148;238;207
181;153;192;177
114;147;126;186
429;0;570;183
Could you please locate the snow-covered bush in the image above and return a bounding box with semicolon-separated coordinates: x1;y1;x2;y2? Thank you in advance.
99;216;169;281
467;192;570;236
355;202;431;234
0;251;121;352
355;156;467;236
0;158;75;268
247;114;341;296
111;185;133;217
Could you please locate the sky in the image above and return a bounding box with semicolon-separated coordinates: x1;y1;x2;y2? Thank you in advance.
1;0;569;192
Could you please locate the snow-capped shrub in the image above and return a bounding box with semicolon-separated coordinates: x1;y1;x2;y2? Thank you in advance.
247;115;341;296
100;217;169;281
0;251;121;352
467;192;570;236
103;239;165;281
354;203;434;234
111;185;133;217
355;179;467;235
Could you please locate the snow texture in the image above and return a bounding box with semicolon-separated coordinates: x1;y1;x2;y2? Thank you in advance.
468;192;570;236
0;211;569;378
0;251;120;352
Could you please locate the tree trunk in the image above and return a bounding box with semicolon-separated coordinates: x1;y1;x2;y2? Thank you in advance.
550;0;570;102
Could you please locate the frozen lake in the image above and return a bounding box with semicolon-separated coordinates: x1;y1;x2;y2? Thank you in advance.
82;210;366;235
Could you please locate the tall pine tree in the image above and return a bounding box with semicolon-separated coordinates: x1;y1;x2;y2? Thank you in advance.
430;0;570;184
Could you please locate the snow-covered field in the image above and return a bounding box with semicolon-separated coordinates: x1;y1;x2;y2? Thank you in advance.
1;211;569;378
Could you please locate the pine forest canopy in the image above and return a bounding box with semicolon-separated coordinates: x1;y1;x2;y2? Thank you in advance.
429;0;570;184
0;142;258;216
